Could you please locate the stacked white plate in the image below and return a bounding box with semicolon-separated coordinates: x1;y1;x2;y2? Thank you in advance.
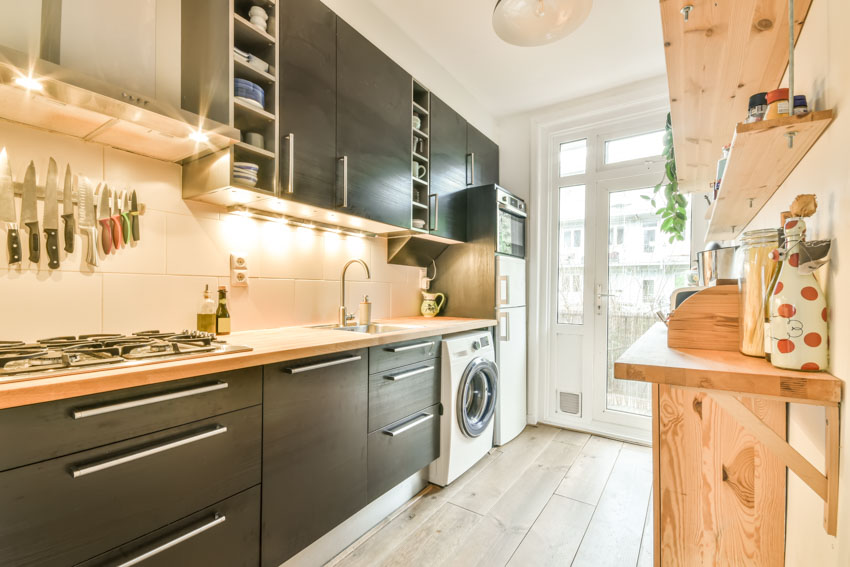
233;161;259;187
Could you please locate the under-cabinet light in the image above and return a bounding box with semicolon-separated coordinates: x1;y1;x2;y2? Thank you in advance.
13;75;43;91
226;205;377;238
188;130;209;143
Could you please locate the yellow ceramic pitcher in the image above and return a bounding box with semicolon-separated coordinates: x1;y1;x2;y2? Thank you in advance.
420;292;445;317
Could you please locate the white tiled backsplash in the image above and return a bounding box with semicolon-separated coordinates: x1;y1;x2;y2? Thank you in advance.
0;120;423;340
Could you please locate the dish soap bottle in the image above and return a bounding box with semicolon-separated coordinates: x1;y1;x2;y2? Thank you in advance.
197;285;216;333
216;286;231;335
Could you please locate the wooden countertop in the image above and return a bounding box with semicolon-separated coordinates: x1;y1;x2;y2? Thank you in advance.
614;323;842;405
0;317;496;410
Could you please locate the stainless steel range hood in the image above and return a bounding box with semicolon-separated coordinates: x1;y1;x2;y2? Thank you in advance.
0;46;238;162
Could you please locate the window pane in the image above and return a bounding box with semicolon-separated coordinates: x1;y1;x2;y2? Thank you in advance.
604;130;664;164
559;139;587;177
606;188;691;416
557;185;585;325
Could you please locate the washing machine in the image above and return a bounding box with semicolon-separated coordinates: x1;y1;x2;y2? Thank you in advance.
428;330;499;487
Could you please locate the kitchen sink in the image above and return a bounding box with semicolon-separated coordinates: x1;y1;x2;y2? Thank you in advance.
311;324;423;334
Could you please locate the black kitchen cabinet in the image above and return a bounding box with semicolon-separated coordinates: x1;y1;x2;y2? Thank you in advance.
278;0;337;209
467;124;500;187
262;351;369;567
429;94;468;241
336;19;412;228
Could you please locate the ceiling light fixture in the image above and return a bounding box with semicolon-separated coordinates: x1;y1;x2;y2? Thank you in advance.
492;0;592;47
13;75;44;91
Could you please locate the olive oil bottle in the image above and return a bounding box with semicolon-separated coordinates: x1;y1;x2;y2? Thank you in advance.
216;286;231;335
197;285;216;333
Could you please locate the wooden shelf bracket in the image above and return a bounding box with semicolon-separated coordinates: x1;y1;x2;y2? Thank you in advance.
708;391;840;536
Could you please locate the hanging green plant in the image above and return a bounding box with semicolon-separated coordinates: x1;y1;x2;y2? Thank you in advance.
642;112;687;243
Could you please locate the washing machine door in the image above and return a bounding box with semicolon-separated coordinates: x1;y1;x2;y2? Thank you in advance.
457;357;498;438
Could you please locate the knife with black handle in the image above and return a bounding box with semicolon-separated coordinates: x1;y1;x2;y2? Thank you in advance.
62;165;75;253
0;149;21;264
7;228;21;264
21;162;39;264
43;158;60;269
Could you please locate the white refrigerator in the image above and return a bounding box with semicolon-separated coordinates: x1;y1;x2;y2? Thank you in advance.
494;255;527;446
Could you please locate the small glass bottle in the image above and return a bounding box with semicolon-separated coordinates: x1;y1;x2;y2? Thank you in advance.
197;285;216;333
216;286;231;335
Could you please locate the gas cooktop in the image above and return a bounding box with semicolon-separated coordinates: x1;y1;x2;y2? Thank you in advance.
0;331;252;382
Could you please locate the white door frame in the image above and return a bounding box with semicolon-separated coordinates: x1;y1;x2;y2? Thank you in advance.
528;93;670;445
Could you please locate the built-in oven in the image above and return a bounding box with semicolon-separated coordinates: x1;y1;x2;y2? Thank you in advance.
496;188;526;258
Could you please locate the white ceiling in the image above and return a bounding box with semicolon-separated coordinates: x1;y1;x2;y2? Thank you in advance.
367;0;667;117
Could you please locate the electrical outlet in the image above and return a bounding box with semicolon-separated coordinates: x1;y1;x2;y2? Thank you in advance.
230;253;247;269
231;269;248;287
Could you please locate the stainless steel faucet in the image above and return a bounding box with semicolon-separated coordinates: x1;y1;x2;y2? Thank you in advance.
339;259;371;326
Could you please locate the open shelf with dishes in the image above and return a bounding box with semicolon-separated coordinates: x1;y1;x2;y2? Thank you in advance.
181;0;279;198
410;80;431;233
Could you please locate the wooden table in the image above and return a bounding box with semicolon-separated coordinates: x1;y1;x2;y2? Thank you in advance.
615;324;842;566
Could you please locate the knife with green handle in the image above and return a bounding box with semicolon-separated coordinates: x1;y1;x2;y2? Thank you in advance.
21;161;39;264
121;191;131;244
43;158;60;269
0;149;21;264
62;165;75;253
130;190;140;241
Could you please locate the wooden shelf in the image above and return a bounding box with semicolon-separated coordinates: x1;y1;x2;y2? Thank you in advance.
411;201;428;210
233;14;276;49
413;128;428;139
234;97;275;122
661;0;814;194
412;177;428;186
706;110;834;240
234;141;275;160
412;101;428;115
412;152;428;163
233;58;276;85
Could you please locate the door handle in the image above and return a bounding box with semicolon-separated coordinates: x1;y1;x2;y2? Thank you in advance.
384;365;434;381
282;354;362;374
499;311;510;342
429;193;439;231
72;382;229;419
466;153;475;185
285;133;295;194
386;341;435;353
383;412;434;436
115;514;227;567
70;425;227;478
339;156;349;208
499;275;510;305
595;283;617;314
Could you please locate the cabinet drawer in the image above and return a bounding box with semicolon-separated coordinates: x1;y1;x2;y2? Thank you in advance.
369;336;442;373
367;403;440;501
0;406;261;567
78;486;260;567
369;360;440;432
0;367;261;472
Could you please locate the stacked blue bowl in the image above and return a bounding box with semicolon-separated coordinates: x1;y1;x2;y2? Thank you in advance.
234;78;265;108
233;161;259;187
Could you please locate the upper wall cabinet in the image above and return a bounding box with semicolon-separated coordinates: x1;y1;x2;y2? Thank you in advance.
336;20;412;229
467;124;499;187
430;94;469;242
278;0;337;210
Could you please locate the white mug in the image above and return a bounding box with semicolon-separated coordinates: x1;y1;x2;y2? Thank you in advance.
412;161;427;179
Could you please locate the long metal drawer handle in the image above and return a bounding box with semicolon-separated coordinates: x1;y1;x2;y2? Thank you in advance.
383;412;434;437
384;365;434;381
286;133;295;194
72;382;229;419
283;355;362;374
116;514;227;567
70;426;228;478
386;342;435;353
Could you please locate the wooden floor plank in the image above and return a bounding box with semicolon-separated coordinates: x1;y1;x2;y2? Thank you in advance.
637;489;654;567
380;502;482;567
506;495;594;567
554;435;622;505
553;428;591;448
448;425;559;515
332;449;503;567
444;438;582;566
572;444;653;567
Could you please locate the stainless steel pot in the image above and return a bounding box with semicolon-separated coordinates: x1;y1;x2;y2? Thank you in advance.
697;246;739;286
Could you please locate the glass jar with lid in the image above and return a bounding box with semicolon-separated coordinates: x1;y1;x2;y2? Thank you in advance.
738;228;781;356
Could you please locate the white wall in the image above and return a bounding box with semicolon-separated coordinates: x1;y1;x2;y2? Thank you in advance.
320;0;499;141
742;0;850;563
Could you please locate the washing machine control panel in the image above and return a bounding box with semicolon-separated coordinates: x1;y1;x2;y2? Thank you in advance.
476;335;490;349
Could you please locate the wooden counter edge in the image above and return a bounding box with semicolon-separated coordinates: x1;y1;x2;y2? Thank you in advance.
0;318;496;410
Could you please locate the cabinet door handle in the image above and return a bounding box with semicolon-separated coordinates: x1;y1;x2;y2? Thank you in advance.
467;152;475;185
70;425;227;478
383;412;434;437
285;133;295;194
498;275;510;305
116;514;227;567
386;341;435;353
384;365;434;381
339;155;349;208
282;354;362;374
72;382;229;419
499;311;510;342
429;193;439;231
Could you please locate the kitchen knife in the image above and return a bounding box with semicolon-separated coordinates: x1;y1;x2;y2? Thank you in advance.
78;178;98;266
43;158;60;269
0;149;21;264
21;161;39;264
111;188;122;249
120;191;131;244
97;184;112;255
130;190;140;241
62;164;75;254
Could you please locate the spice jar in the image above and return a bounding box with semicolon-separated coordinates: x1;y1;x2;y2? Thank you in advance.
738;228;781;356
745;92;768;123
764;88;789;120
793;94;809;115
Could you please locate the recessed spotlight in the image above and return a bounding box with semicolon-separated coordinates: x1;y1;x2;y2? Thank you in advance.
14;75;43;91
188;130;209;143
